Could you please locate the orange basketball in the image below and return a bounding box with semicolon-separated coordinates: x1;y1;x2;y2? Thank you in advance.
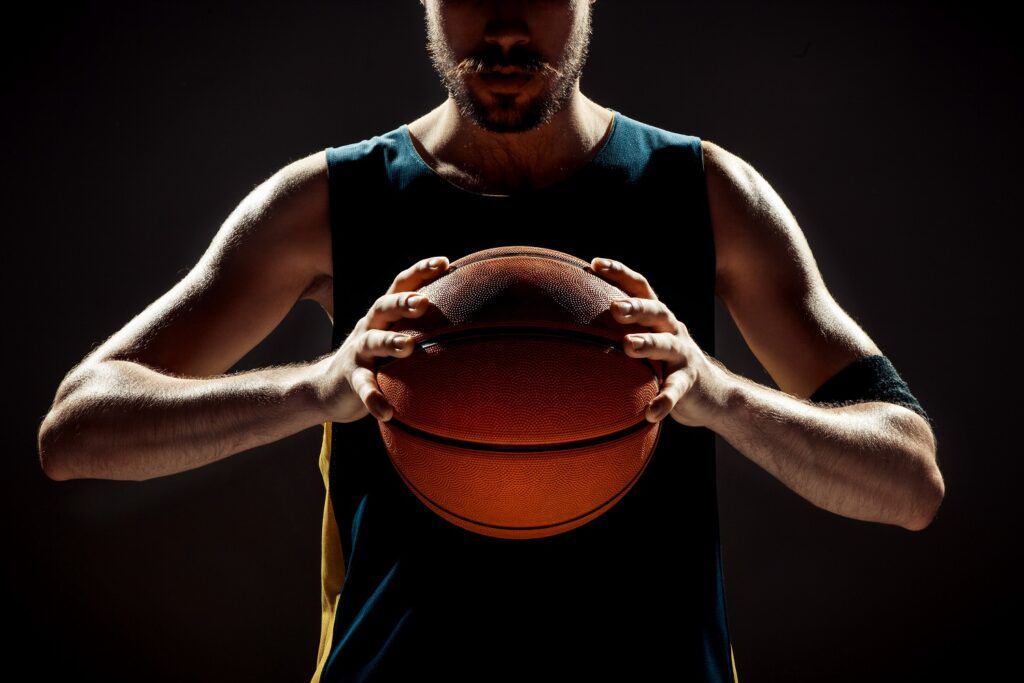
374;245;665;540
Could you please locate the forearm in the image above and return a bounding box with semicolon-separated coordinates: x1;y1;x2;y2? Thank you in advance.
38;355;331;482
705;366;942;530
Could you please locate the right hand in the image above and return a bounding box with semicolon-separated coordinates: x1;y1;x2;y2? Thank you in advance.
315;255;451;423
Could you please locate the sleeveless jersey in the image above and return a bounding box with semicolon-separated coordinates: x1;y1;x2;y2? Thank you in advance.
310;109;739;683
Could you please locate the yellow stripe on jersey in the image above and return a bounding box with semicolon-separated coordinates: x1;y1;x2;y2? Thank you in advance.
310;421;345;683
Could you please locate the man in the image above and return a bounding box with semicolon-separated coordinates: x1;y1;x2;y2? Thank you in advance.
37;1;943;682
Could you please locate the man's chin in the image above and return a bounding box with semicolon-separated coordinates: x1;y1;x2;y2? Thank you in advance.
477;112;533;133
468;97;551;133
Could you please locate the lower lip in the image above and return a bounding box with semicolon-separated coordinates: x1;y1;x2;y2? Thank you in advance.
479;72;534;91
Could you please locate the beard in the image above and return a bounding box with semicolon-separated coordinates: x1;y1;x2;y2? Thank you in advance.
423;7;593;133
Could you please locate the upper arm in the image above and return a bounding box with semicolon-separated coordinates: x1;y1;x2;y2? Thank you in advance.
64;149;333;392
702;139;882;397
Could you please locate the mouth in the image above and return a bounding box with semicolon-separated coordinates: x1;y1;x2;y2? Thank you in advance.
478;70;534;91
487;66;530;74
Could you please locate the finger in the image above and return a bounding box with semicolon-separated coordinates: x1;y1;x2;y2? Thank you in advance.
365;290;432;330
622;331;684;360
349;364;394;422
586;257;658;300
611;298;680;334
387;255;451;295
355;329;417;364
647;369;693;423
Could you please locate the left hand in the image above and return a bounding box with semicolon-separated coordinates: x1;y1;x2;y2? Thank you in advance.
588;256;730;427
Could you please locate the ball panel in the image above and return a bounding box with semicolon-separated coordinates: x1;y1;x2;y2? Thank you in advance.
386;249;655;347
379;417;661;539
377;333;659;445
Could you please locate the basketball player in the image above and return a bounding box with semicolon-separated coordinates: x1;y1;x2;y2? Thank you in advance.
37;1;943;682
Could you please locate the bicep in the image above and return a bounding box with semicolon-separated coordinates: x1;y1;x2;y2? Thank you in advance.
80;150;332;380
703;139;881;397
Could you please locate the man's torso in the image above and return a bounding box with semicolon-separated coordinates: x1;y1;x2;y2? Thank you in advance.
311;109;737;683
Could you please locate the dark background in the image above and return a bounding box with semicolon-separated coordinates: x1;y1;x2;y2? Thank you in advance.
5;1;1019;680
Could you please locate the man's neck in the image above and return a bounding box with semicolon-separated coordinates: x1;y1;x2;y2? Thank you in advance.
405;95;614;195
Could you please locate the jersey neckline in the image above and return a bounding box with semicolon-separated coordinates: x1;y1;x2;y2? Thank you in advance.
398;108;620;199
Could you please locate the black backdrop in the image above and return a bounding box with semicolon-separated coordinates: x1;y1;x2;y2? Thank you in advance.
5;1;1019;680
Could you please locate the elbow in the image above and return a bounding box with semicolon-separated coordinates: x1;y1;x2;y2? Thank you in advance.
901;465;946;532
38;412;73;481
37;406;90;482
39;365;104;481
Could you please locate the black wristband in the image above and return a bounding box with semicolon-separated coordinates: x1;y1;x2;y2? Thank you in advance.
807;354;935;435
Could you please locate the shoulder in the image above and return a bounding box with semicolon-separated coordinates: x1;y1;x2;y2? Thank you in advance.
700;139;760;201
211;148;331;277
225;147;334;310
699;139;791;225
696;138;804;290
263;149;333;280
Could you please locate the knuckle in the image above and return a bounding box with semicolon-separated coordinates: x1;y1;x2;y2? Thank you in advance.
390;332;411;351
338;360;355;384
381;330;400;351
366;328;387;349
349;366;365;388
394;292;413;310
346;365;364;390
668;379;684;401
403;291;426;310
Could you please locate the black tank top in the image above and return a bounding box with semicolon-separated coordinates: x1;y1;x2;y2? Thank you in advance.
311;109;739;683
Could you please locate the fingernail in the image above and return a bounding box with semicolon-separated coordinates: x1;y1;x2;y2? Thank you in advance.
428;257;446;269
596;258;612;270
407;295;424;309
394;335;411;350
627;334;644;349
614;301;633;315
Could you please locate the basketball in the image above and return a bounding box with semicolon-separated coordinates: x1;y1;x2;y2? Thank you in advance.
374;245;666;540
